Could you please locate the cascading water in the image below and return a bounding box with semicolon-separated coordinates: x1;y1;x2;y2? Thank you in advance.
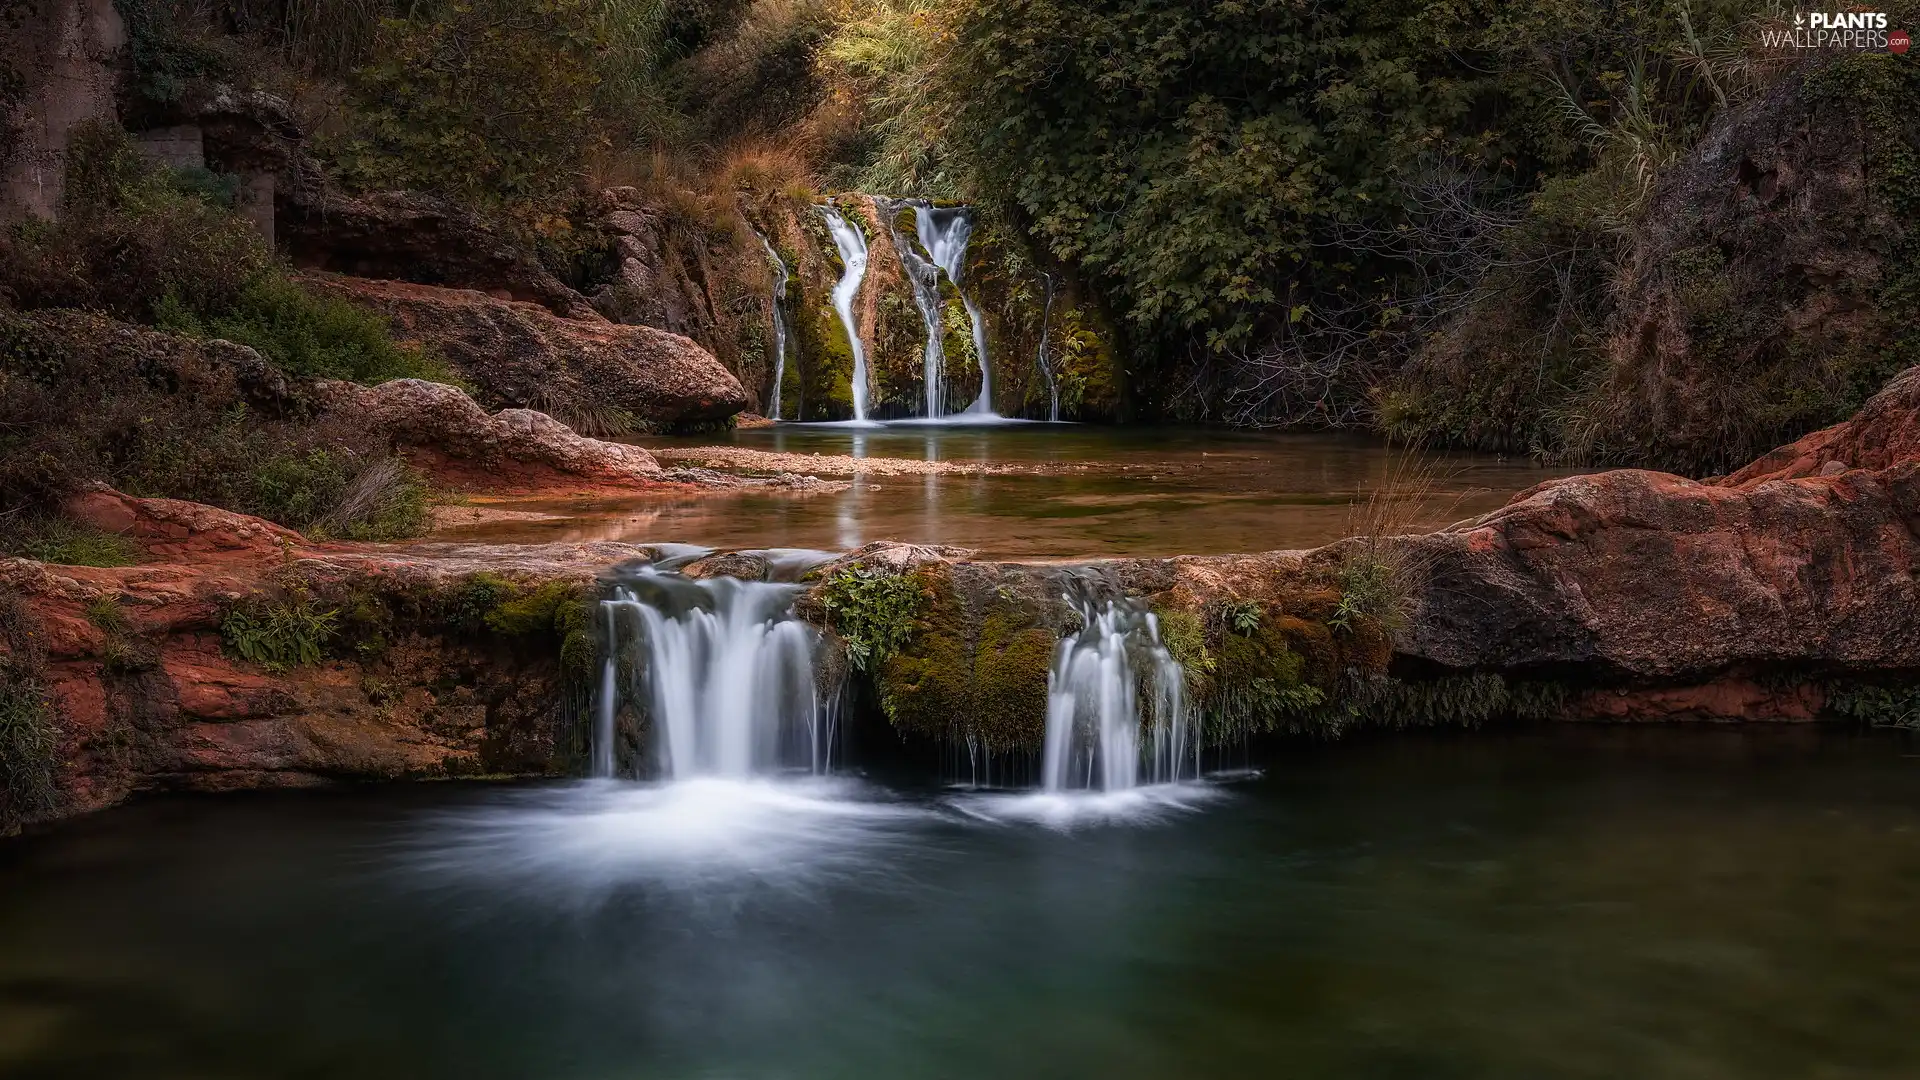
595;567;839;779
816;205;872;423
915;204;994;415
1036;271;1060;423
1041;596;1195;791
879;197;951;418
756;231;791;421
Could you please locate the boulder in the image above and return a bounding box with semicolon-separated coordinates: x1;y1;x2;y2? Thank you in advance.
315;379;664;483
304;273;749;428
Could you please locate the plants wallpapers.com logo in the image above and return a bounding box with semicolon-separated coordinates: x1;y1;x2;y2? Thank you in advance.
1759;10;1909;51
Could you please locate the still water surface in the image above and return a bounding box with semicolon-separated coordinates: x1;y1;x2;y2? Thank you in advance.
2;727;1916;1079
434;425;1579;558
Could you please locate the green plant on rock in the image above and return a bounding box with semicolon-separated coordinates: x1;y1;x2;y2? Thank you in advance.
221;590;339;672
485;580;596;677
0;667;60;827
1828;684;1920;731
158;276;456;387
817;564;927;672
0;515;140;568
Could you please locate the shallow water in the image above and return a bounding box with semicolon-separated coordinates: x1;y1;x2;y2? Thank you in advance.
3;727;1917;1080
433;425;1579;559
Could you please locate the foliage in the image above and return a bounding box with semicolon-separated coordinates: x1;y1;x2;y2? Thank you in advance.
0;122;269;323
817;564;927;671
0;585;60;828
158;276;454;386
1828;684;1920;731
247;447;432;540
0;669;59;826
0;515;140;567
221;590;339;672
324;0;614;231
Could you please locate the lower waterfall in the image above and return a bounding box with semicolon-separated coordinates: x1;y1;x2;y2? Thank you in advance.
1041;596;1195;791
594;567;839;780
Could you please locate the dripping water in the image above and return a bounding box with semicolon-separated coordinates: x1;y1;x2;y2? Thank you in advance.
879;197;951;418
1041;595;1195;792
914;205;994;415
755;230;791;421
816;204;872;424
1037;271;1060;422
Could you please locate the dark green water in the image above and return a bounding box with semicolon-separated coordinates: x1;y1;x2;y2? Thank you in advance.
2;727;1918;1079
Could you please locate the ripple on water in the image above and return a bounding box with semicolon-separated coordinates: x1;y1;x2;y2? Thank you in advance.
949;782;1228;831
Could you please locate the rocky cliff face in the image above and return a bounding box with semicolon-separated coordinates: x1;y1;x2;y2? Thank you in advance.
590;187;1126;421
1583;59;1918;472
0;0;125;224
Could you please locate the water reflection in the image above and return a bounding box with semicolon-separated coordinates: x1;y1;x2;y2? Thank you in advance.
435;426;1584;558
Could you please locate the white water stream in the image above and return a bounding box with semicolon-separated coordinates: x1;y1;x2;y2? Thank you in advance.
756;231;791;421
817;205;872;424
595;567;838;779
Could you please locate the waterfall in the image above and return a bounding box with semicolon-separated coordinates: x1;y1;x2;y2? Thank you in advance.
816;204;872;423
914;205;994;415
1037;272;1060;422
756;231;791;421
879;197;950;418
1041;596;1194;792
594;567;839;779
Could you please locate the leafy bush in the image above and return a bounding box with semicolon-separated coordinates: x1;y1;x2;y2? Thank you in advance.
0;310;431;540
0;121;269;322
816;564;927;671
324;0;613;228
158;276;454;386
221;591;339;672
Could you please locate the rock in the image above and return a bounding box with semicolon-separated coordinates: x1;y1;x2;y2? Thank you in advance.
1723;366;1920;485
280;191;595;317
303;273;749;428
314;379;664;483
0;0;125;224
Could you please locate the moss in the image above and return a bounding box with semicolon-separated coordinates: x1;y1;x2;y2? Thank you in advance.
791;285;857;421
1301;673;1566;737
872;568;1058;753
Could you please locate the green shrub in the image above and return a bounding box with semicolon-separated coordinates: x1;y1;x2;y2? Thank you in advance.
162;276;455;386
0;515;140;567
0;671;60;827
0;121;269;322
247;448;432;541
221;592;339;672
817;564;927;671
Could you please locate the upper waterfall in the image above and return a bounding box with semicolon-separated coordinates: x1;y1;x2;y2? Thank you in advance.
756;230;792;421
816;204;873;424
914;204;994;415
879;197;952;418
